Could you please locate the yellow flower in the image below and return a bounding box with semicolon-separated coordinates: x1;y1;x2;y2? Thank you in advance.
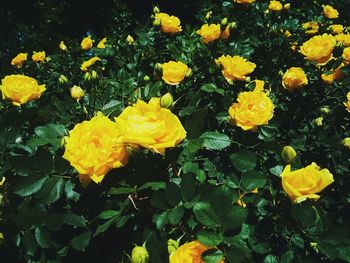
323;5;339;19
329;24;344;35
0;75;46;106
335;33;350;47
63;115;128;184
70;85;85;100
343;47;350;64
155;13;182;34
233;0;255;4
215;55;256;83
11;53;27;68
344;92;350;112
282;67;308;90
97;37;107;49
302;22;319;35
268;1;283;11
59;41;68;51
299;34;336;65
321;66;344;84
80;57;101;71
161;61;189;85
228;88;274;131
32;51;46;63
220;25;231;40
81;36;94;50
284;30;292;38
170;241;223;263
127;35;135;45
196;24;221;44
114;98;186;154
281;163;334;203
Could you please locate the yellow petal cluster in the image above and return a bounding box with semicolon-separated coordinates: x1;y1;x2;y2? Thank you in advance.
161;61;189;85
197;24;221;44
321;66;344;85
155;13;182;34
302;22;319;35
81;36;94;50
299;34;336;65
234;0;255;4
11;53;28;68
335;33;350;47
114;98;186;154
228;88;274;130
59;41;68;51
282;67;308;90
32;51;46;63
70;85;85;100
344;92;350;112
0;75;46;106
215;55;256;83
281;163;334;203
97;37;107;49
63;115;129;184
80;57;101;71
329;24;344;35
323;5;339;19
268;1;283;11
343;47;350;64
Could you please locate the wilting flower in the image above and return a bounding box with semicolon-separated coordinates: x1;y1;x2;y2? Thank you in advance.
11;53;27;68
59;41;68;51
63;115;129;184
335;33;350;47
197;24;221;44
114;98;186;154
268;1;283;11
161;61;189;85
215;55;256;83
344;92;350;112
299;34;336;65
81;36;94;50
70;85;85;100
233;0;255;4
0;75;46;106
228;87;274;130
323;5;339;19
302;22;319;35
97;37;107;49
282;67;308;90
32;51;46;63
281;163;334;203
80;57;101;71
329;24;344;35
154;13;182;34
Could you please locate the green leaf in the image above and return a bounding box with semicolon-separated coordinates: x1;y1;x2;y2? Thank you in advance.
14;177;48;197
108;186;136;195
221;206;247;230
37;178;64;205
197;230;223;246
35;226;52;249
202;250;224;263
168;206;185;225
22;231;38;256
64;180;80;202
264;255;278;263
281;251;294;263
71;231;92;251
181;174;196;201
200;132;231;150
291;234;304;248
241;171;266;192
165;183;182;206
138;181;166;191
201;83;225;95
101;99;123;116
230;151;257;172
94;218;116;237
62;214;87;227
193;202;219;228
98;210;119;220
154;211;169;230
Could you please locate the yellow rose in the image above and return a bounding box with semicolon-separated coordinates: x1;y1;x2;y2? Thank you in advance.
170;241;223;263
81;36;94;50
228;88;274;131
220;25;231;40
321;66;344;84
343;47;350;64
344;92;350;112
161;61;189;85
282;67;308;90
11;53;27;68
32;51;46;63
70;85;85;100
114;98;186;154
63;115;128;184
281;163;334;203
154;13;182;34
268;1;283;11
302;22;319;35
329;24;344;35
0;75;46;106
59;41;68;51
323;5;339;19
299;34;336;65
97;37;107;49
233;0;255;4
215;55;256;83
335;33;350;47
196;24;221;44
80;57;101;71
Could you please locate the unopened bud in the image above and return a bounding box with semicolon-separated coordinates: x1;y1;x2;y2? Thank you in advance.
59;74;68;84
284;3;290;10
70;85;85;100
155;63;162;71
205;11;212;20
168;239;179;255
315;117;323;127
90;70;98;80
342;137;350;149
160;92;174;109
281;146;297;163
153;19;161;26
320;107;330;114
153;6;160;13
221;17;228;26
84;72;91;81
127;35;135;45
185;68;192;78
131;246;149;263
143;75;150;81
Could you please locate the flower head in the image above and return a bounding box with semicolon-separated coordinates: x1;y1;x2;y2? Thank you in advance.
161;61;189;85
268;1;283;11
282;67;308;90
59;41;68;51
70;85;85;100
11;53;27;68
233;0;255;4
32;51;46;63
302;22;319;35
335;33;350;47
80;57;101;71
323;5;339;19
97;37;107;49
81;36;94;50
197;24;221;44
344;92;350;112
155;13;182;34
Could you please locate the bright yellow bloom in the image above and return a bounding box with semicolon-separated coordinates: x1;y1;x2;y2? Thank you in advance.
0;75;46;106
81;36;94;50
197;24;221;44
155;13;182;34
228;88;274;131
80;57;101;71
299;34;336;65
161;61;189;85
32;51;46;63
268;1;283;11
114;98;186;154
70;85;85;100
59;41;68;51
343;47;350;64
11;53;27;68
321;66;344;84
215;55;256;83
170;241;223;263
335;33;350;47
97;37;107;49
63;115;128;184
302;22;319;35
323;5;339;19
282;67;308;90
344;92;350;112
329;24;344;35
281;163;334;203
233;0;255;4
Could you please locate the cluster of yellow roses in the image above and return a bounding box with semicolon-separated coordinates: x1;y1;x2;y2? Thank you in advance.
11;51;46;68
